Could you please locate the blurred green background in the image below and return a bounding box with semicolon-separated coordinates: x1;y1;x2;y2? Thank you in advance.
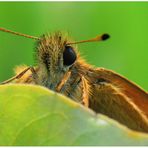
0;2;147;90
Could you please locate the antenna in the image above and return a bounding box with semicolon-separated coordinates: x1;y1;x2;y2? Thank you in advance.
0;27;39;40
67;33;110;45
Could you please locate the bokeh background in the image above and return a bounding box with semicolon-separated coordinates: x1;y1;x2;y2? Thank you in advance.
0;2;147;90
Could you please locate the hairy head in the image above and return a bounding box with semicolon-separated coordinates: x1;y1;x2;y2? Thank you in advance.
36;32;77;71
35;32;77;89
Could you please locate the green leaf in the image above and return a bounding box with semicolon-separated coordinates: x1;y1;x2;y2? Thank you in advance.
0;84;148;146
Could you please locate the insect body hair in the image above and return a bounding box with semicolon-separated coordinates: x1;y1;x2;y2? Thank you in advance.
35;32;78;90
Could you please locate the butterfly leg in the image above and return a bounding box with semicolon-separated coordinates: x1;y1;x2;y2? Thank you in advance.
56;71;71;92
0;66;37;84
81;76;90;107
56;72;89;107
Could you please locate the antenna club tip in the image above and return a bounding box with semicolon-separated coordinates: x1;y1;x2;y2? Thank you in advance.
101;33;110;41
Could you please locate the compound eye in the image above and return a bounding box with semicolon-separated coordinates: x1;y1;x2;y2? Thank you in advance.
63;46;76;66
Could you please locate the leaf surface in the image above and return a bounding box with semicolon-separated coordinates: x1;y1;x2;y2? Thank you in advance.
0;84;148;146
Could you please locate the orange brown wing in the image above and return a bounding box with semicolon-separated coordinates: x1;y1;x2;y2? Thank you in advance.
89;68;148;133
